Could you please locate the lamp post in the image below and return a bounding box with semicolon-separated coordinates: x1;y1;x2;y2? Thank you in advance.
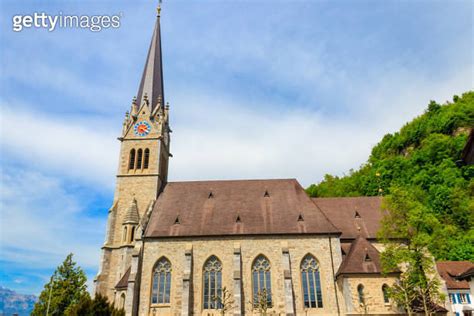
46;275;55;316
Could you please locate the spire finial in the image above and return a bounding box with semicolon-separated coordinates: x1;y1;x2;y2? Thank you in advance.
156;0;162;17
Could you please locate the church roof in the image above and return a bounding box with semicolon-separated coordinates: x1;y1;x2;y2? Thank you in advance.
312;196;384;239
336;236;386;276
135;12;165;112
115;267;131;289
436;261;474;290
144;179;340;238
123;198;140;224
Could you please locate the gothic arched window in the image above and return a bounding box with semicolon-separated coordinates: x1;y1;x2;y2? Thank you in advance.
252;255;272;307
357;284;365;305
382;284;390;304
151;257;172;305
136;149;143;169
144;149;150;169
301;254;323;308
203;256;222;309
128;149;136;170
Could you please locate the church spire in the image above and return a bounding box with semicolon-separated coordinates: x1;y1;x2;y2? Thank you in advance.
135;4;165;112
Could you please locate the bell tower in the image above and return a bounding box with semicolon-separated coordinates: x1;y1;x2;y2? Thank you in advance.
94;5;171;303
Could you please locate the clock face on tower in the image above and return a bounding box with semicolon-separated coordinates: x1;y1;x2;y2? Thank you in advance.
134;121;151;137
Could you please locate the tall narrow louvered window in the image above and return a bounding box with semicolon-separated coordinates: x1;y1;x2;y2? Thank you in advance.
122;226;127;242
151;257;172;305
203;256;222;309
130;226;135;242
382;284;390;304
357;284;365;305
143;149;150;169
128;149;136;170
120;293;126;309
252;255;272;307
136;149;143;169
301;254;323;308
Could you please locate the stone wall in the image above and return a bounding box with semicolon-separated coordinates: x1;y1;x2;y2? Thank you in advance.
339;275;399;315
138;235;344;315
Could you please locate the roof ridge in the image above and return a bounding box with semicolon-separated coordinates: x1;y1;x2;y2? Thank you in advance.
311;196;382;200
167;178;298;184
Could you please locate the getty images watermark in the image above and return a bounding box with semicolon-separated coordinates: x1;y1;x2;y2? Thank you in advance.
12;12;122;32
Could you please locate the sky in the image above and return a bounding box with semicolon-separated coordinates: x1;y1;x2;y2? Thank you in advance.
0;0;472;295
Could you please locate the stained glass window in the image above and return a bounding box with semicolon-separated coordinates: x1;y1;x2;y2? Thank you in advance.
252;255;272;307
151;257;171;304
203;256;222;309
301;254;323;308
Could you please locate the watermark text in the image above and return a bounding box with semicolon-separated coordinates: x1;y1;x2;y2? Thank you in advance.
12;12;121;32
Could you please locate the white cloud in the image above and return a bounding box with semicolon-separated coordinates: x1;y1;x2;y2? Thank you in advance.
0;103;119;189
0;168;105;270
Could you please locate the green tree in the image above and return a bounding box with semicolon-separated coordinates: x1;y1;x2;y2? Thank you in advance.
65;293;125;316
378;187;445;316
306;91;474;261
32;253;88;316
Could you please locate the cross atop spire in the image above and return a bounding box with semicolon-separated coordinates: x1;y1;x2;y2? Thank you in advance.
135;3;165;112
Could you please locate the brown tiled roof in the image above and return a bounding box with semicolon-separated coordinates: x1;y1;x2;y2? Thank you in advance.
312;196;383;239
436;261;474;290
115;267;131;289
412;299;448;313
336;237;385;276
458;266;474;280
145;179;340;238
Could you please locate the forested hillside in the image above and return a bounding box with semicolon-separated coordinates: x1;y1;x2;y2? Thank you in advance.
307;91;474;261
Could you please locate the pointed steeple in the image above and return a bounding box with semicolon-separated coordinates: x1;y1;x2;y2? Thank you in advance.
123;198;140;224
135;6;165;112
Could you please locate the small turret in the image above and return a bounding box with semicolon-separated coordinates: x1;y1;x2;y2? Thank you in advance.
121;198;140;244
131;96;139;119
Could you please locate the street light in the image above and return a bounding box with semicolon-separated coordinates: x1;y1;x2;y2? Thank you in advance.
46;275;55;316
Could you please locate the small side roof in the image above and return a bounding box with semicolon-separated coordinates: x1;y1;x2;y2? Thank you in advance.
336;236;387;276
115;267;131;290
436;261;474;290
145;179;340;238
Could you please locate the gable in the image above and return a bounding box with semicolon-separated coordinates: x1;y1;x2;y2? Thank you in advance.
336;237;386;276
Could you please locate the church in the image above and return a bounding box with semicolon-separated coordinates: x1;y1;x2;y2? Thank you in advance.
94;6;403;316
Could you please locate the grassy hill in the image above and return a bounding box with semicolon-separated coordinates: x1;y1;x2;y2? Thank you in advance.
307;91;474;261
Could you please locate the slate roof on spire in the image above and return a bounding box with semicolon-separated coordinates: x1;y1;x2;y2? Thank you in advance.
123;198;140;224
135;13;165;112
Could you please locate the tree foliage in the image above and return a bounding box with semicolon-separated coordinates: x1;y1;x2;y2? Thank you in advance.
378;187;445;315
307;91;474;260
31;253;88;316
65;293;125;316
32;253;124;316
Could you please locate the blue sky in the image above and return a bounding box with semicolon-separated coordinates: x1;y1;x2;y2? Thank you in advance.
0;0;472;295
